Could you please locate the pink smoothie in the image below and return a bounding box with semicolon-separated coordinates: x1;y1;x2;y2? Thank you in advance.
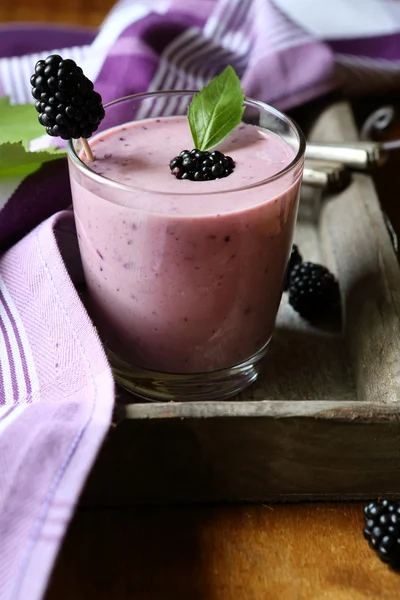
69;116;302;373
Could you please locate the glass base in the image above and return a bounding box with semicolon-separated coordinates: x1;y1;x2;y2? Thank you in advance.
107;339;271;402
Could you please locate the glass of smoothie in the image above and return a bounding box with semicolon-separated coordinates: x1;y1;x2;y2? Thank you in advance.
67;91;305;401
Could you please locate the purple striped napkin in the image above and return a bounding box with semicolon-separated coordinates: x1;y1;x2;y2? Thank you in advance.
1;1;400;598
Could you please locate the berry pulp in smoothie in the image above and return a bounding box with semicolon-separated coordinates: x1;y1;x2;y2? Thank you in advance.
70;116;302;373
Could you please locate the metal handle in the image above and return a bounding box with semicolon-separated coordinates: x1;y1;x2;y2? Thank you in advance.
360;106;396;141
305;141;387;170
302;160;351;193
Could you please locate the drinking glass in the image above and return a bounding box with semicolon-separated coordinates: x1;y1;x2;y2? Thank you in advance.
67;91;305;401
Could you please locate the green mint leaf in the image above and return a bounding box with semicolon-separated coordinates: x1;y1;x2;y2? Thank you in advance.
0;96;44;149
188;66;244;151
0;142;65;179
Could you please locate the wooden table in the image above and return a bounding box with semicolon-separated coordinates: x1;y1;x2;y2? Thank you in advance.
2;2;400;598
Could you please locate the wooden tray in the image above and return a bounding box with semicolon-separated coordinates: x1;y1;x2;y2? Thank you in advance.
80;102;400;506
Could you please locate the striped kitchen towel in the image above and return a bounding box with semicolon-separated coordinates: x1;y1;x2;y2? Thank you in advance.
1;1;400;598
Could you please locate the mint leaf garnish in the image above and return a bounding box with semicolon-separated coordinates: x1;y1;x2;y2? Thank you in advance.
0;142;65;179
0;96;66;180
0;96;43;149
188;66;244;151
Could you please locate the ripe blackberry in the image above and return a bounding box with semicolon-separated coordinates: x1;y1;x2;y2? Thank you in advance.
283;244;302;291
364;499;400;568
169;149;235;181
30;54;105;140
288;261;339;319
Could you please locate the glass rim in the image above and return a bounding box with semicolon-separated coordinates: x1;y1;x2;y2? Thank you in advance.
67;90;306;196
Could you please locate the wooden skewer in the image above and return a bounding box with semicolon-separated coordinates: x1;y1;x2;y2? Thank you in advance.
81;137;94;162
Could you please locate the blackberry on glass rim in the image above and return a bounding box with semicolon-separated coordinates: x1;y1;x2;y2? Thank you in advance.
31;54;105;140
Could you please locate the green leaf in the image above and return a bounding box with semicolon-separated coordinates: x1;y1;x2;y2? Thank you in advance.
0;142;65;179
187;66;245;152
0;96;44;149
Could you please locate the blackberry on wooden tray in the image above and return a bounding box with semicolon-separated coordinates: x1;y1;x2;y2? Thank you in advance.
288;261;340;320
364;499;400;568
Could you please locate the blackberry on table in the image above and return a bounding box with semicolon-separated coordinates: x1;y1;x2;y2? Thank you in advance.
288;261;339;320
31;54;105;140
364;499;400;568
170;149;235;181
283;244;302;291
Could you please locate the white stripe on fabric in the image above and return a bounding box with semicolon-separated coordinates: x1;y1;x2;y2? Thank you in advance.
220;7;253;55
203;0;233;39
92;0;168;50
0;290;27;404
170;46;247;115
148;0;247;118
173;0;252;114
170;56;249;116
262;20;311;49
0;313;14;405
272;31;315;53
252;2;313;61
10;57;25;104
172;0;248;108
149;31;248;117
173;49;248;118
0;46;91;105
171;50;248;116
0;275;40;403
141;27;199;95
20;55;37;104
138;0;240;119
191;51;248;96
147;34;212;117
86;0;170;83
197;0;251;70
0;59;14;103
135;27;200;119
0;405;26;436
191;0;252;89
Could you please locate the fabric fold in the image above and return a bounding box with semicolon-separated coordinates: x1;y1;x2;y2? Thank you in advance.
0;212;114;600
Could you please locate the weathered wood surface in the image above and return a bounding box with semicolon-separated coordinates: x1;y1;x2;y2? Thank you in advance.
82;407;400;505
80;101;400;505
45;502;400;600
315;103;400;405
